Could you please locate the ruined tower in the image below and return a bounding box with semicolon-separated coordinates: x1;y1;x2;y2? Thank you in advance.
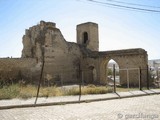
76;22;99;51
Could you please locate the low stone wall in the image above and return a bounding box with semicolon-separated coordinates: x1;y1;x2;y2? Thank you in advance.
0;58;37;84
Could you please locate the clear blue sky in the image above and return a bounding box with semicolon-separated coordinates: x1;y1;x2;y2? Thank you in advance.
0;0;160;60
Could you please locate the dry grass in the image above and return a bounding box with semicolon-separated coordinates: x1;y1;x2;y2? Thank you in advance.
0;84;154;100
0;84;114;100
1;84;155;100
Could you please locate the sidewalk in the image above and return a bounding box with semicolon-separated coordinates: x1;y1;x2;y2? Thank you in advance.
0;89;160;110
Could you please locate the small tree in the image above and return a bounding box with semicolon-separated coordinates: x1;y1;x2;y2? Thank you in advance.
107;68;112;76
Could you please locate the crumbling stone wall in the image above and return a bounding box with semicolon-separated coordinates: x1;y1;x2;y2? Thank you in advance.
22;21;82;85
0;21;149;87
0;58;37;84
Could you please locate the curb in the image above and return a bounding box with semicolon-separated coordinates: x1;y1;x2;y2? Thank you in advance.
0;91;159;110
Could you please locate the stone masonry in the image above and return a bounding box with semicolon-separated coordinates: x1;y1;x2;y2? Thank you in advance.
0;21;148;86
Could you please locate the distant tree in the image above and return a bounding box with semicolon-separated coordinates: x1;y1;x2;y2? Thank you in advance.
107;68;112;76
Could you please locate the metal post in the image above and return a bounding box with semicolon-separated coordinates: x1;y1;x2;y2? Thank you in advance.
138;68;140;90
113;64;116;93
61;73;63;87
147;65;149;90
35;47;45;104
127;69;129;90
139;67;142;91
156;70;159;88
157;70;159;81
78;63;81;102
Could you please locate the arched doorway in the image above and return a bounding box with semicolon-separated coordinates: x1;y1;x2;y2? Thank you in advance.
106;59;120;86
84;66;97;83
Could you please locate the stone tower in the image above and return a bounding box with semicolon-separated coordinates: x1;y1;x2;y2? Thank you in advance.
76;22;99;51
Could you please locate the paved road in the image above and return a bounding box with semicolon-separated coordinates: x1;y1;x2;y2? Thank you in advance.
0;95;160;120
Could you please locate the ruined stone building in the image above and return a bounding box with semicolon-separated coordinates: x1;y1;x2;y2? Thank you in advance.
0;21;148;86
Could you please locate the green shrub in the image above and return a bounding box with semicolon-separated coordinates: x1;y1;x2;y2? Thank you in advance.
0;84;20;100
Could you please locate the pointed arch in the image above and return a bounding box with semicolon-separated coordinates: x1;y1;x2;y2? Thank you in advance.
106;59;120;85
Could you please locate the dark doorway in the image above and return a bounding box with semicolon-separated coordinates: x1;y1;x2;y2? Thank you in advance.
83;32;88;44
